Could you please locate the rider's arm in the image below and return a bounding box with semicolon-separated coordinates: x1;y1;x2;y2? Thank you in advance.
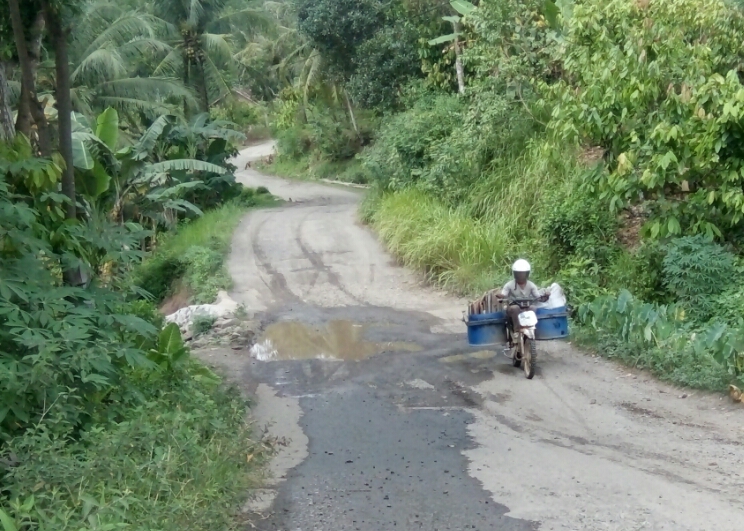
497;281;512;299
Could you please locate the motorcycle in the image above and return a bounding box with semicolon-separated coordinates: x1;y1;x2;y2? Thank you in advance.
504;298;540;379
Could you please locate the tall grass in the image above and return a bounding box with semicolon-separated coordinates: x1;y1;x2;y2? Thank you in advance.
156;202;251;257
366;141;579;295
1;367;266;530
369;189;508;294
467;140;581;239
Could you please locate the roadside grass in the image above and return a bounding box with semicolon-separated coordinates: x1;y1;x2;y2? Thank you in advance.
134;190;278;305
0;356;268;531
366;188;508;295
264;155;369;184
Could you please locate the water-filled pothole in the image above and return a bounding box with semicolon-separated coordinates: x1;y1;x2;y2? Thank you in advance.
250;320;422;361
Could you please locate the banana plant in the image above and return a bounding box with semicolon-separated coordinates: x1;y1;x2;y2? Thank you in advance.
427;0;476;94
70;107;228;228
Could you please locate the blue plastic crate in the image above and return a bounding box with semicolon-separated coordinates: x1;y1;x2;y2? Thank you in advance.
535;306;570;340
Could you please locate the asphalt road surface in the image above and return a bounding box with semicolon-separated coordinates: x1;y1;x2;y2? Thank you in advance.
202;142;744;531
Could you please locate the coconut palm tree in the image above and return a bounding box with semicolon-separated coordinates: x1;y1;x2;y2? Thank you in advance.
152;0;271;113
64;1;196;118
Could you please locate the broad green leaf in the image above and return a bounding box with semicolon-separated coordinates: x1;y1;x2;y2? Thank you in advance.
450;0;475;16
667;216;681;235
158;323;184;356
429;33;459;46
77;161;112;199
442;16;461;23
145;159;228;175
543;0;560;29
19;496;33;513
71;134;94;170
0;509;18;531
95;107;119;150
133;115;172;161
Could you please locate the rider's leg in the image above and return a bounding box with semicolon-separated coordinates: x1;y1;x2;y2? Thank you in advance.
506;304;521;347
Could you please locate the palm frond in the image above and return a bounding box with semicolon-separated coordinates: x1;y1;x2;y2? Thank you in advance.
188;0;206;28
145;159;227;175
209;7;272;35
94;96;175;115
94;77;196;114
153;49;183;77
118;38;174;63
201;33;234;67
78;13;160;64
73;48;128;85
201;53;232;103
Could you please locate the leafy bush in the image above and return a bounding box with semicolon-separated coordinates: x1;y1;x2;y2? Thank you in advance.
276;125;314;160
711;285;744;326
182;246;231;304
309;114;360;162
124;299;166;330
548;0;744;240
212;98;262;128
605;244;668;303
362;93;465;192
662;235;738;321
0;175;158;439
541;167;619;269
577;291;736;390
0;373;261;531
192;313;217;336
133;255;187;302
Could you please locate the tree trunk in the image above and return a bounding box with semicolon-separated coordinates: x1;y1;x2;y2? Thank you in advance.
344;90;359;137
454;22;466;95
7;3;50;153
45;3;75;220
196;56;210;113
0;61;15;142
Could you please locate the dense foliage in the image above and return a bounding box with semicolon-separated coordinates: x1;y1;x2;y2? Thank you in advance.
270;0;744;390
0;0;281;526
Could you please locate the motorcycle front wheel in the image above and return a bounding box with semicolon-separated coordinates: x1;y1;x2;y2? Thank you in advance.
522;337;536;379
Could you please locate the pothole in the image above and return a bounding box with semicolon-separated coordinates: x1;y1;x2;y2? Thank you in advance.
250;320;422;361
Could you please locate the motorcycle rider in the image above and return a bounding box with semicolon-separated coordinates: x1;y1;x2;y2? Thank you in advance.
496;259;549;341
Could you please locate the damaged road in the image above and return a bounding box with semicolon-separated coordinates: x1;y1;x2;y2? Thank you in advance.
196;143;744;531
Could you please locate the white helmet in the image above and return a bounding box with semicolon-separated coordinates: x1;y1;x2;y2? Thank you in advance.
512;259;531;273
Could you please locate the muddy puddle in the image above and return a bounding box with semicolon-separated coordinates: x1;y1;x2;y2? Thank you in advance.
250;320;422;361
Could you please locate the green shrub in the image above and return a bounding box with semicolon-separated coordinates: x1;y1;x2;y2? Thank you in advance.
662;235;738;321
134;255;187;302
0;375;261;531
577;290;741;390
362;93;465;192
192;313;217;336
710;284;744;326
276;125;313;160
124;299;166;330
309;114;360;162
541;167;619;269
256;186;270;195
605;243;668;303
183;246;231;304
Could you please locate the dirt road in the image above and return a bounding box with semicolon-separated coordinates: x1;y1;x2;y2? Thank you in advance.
214;143;744;531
